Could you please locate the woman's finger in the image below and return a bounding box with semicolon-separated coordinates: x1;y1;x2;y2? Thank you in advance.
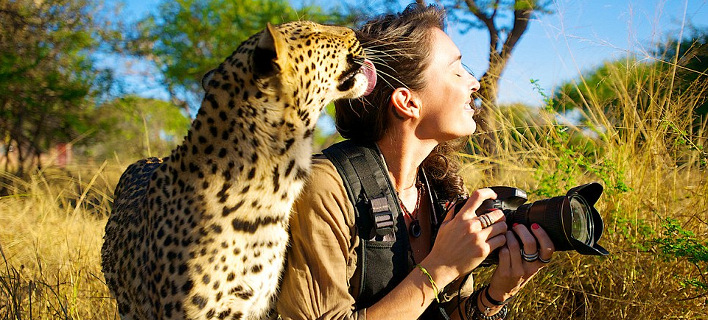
457;188;497;220
504;230;523;273
512;223;539;260
486;228;508;250
479;214;507;238
497;246;511;269
530;223;555;263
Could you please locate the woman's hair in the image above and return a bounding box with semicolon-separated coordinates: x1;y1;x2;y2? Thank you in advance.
334;4;467;200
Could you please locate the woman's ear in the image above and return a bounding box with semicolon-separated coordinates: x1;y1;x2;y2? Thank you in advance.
390;88;421;120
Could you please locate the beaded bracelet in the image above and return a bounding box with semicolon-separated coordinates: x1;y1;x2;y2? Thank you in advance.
415;264;440;303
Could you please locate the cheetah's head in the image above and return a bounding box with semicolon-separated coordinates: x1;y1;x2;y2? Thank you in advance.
253;21;376;100
202;21;376;129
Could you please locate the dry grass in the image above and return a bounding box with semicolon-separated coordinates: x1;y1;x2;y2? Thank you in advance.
463;56;708;318
0;163;121;319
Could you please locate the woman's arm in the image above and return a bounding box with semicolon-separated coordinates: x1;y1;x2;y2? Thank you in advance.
278;159;509;320
365;189;508;319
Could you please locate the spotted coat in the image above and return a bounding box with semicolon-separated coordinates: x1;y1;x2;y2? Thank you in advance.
102;21;373;320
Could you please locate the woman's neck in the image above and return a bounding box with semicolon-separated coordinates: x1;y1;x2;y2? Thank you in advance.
376;133;437;192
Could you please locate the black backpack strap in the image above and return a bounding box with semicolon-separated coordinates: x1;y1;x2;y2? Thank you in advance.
322;140;453;319
323;140;398;238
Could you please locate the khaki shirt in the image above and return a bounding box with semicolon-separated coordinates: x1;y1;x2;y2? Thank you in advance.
277;157;364;319
277;157;474;319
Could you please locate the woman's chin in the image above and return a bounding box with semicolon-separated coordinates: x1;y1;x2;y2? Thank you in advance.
467;121;477;135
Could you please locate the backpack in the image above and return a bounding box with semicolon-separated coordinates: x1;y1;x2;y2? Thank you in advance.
322;140;451;318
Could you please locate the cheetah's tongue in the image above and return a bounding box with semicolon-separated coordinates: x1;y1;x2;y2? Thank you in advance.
361;59;377;96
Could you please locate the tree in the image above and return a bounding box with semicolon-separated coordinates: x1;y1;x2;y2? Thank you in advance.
0;0;117;175
85;96;190;161
127;0;351;116
444;1;552;106
552;59;657;120
550;29;708;167
659;28;708;124
552;28;708;134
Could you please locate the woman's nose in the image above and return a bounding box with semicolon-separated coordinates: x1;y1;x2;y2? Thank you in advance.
470;76;481;93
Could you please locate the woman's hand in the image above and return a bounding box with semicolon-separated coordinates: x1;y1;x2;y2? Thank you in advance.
421;188;508;286
486;223;556;302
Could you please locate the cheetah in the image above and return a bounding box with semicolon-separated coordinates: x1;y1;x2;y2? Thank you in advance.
101;21;377;319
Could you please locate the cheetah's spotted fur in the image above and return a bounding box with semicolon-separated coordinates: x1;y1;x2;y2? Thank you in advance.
101;21;375;319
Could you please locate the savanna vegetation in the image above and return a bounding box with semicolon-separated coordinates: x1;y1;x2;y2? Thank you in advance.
1;0;706;319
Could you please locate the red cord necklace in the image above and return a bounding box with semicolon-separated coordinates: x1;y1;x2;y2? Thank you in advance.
399;179;424;238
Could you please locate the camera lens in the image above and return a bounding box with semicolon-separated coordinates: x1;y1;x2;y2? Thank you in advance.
569;195;593;245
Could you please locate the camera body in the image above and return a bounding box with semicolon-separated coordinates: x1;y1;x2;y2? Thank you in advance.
454;183;608;265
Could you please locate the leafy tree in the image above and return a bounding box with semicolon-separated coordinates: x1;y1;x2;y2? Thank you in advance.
659;28;708;123
446;0;553;152
84;96;190;160
127;0;351;116
552;59;658;118
0;0;117;175
552;28;708;138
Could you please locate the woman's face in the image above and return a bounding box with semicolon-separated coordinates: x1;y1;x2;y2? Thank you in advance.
415;28;480;141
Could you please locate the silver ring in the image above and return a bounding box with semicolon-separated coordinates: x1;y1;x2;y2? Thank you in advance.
479;214;492;229
521;247;539;262
478;215;488;228
538;256;551;264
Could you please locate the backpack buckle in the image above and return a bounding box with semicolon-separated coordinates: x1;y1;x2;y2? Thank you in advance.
370;196;395;236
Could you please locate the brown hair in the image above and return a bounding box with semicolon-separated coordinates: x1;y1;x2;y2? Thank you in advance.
334;4;467;200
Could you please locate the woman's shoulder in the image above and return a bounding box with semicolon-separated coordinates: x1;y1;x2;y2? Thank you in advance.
292;154;357;236
304;155;345;193
297;155;351;211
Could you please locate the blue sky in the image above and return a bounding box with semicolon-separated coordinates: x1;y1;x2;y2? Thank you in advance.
102;0;708;107
463;0;708;105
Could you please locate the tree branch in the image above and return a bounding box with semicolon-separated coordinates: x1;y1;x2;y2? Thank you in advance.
500;1;534;62
491;0;500;20
464;0;499;53
167;84;192;118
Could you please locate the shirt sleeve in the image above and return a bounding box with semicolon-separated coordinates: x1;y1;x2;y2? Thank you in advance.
277;157;364;320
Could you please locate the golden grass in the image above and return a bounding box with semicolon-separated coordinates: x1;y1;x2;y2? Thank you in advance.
0;163;121;319
462;56;708;318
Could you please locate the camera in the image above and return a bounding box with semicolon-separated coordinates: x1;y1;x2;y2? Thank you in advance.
453;183;609;265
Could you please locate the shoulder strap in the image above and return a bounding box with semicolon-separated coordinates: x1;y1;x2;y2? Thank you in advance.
323;141;453;319
322;140;399;238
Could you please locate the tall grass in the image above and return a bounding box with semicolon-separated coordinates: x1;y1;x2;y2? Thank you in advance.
464;55;708;318
0;164;120;319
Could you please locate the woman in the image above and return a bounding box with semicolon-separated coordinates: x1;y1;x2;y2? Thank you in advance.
277;4;555;319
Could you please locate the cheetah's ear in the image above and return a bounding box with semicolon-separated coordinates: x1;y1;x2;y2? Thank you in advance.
201;69;215;90
253;23;286;78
